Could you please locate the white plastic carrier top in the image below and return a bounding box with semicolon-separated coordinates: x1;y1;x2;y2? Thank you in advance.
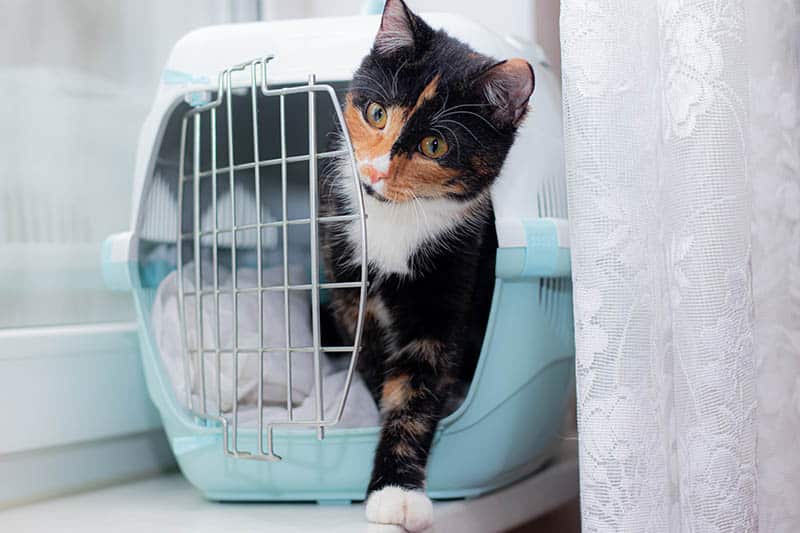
129;13;566;252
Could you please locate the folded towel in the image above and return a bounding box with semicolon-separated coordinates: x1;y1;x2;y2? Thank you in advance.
151;261;380;428
241;368;381;429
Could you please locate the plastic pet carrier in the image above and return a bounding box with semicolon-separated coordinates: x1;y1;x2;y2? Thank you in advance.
102;14;574;503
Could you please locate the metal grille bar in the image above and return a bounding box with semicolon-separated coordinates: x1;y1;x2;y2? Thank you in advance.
175;56;368;461
179;214;362;238
180;150;347;180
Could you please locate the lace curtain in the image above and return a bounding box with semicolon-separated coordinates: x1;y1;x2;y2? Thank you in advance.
560;0;800;531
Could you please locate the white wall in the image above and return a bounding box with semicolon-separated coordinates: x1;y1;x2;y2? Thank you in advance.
261;0;562;75
262;0;537;44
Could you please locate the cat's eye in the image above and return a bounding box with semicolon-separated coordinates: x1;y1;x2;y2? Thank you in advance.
419;135;448;159
365;102;387;129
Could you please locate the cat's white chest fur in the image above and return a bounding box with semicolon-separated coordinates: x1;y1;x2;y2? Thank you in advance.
343;188;477;277
354;193;469;275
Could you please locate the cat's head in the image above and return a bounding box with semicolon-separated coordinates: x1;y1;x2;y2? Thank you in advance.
343;0;534;204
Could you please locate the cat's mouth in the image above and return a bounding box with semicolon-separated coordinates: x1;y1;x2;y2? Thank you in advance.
360;181;391;203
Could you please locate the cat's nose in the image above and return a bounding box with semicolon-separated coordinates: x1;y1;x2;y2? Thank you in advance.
360;164;387;185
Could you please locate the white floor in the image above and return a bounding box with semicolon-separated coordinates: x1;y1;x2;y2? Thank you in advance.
0;454;577;533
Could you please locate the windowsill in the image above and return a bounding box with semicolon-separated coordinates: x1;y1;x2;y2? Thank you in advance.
0;452;578;532
0;322;173;506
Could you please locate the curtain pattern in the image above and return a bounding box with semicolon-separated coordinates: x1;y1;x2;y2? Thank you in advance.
747;1;800;531
561;0;799;530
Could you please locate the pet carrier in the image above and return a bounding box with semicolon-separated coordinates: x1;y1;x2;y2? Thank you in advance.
102;13;574;503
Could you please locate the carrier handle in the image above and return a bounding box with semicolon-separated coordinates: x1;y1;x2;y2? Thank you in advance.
495;218;571;279
101;231;138;291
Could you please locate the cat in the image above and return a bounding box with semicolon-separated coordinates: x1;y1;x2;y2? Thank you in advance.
320;0;534;529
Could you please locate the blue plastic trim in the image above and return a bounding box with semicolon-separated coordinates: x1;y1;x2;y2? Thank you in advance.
161;70;212;107
523;219;571;277
495;247;526;279
101;235;135;292
360;0;386;15
496;219;571;279
161;69;210;86
139;260;175;289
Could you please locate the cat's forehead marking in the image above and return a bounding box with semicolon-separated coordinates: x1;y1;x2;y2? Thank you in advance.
408;74;441;116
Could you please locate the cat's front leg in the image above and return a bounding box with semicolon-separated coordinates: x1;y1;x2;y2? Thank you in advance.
364;338;453;532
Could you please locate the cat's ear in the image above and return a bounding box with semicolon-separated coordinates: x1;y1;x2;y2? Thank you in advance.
374;0;426;56
476;58;535;127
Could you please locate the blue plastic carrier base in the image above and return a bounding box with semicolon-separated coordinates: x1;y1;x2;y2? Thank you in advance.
132;272;574;502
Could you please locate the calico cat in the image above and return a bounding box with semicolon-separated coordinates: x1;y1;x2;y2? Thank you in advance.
320;0;534;529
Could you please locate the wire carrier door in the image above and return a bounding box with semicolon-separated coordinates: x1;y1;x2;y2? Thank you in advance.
175;56;368;461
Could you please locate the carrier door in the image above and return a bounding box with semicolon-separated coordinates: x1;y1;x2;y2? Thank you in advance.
175;57;368;460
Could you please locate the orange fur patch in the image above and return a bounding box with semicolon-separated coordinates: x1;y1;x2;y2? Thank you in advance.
470;155;494;179
330;289;359;337
344;95;407;162
405;339;445;363
410;74;440;116
404;417;429;436
382;374;413;413
392;440;417;459
366;296;392;327
384;155;462;201
331;291;393;335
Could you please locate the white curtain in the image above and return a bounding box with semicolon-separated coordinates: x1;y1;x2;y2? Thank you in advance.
560;0;799;531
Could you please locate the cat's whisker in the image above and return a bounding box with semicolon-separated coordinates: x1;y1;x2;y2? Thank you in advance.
392;58;410;97
349;85;390;101
438;118;480;143
438;109;499;132
431;102;488;121
352;73;391;102
409;191;431;235
408;192;422;231
433;88;450;121
404;190;420;229
411;193;425;232
375;60;395;93
445;103;489;108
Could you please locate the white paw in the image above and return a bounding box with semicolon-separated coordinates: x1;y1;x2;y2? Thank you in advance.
365;486;434;532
